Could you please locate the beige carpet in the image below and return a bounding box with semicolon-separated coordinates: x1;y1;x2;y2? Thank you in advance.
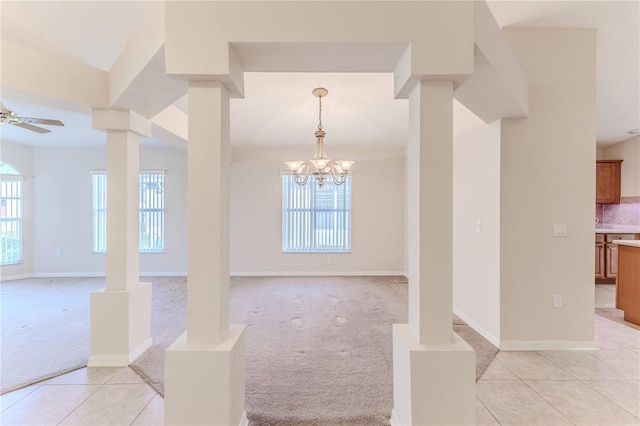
2;276;498;425
130;276;498;425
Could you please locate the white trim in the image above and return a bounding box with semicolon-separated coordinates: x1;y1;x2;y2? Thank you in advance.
129;337;153;362
453;307;501;348
3;271;405;280
389;408;402;426
140;272;187;277
87;354;130;367
87;338;153;367
0;272;33;281
499;340;598;351
32;272;106;278
230;270;407;277
239;411;249;426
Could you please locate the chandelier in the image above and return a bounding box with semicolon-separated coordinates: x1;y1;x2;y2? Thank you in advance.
285;88;354;187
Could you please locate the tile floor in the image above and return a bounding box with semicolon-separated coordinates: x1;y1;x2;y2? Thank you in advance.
1;286;639;425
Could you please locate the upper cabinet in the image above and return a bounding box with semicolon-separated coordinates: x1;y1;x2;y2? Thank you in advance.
596;160;623;204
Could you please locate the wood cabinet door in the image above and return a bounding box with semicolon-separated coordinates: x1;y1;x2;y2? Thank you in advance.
606;243;618;278
595;243;605;278
596;161;622;204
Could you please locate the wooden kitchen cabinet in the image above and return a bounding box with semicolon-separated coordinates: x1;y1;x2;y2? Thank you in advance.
595;234;605;279
596;233;640;282
596;160;622;204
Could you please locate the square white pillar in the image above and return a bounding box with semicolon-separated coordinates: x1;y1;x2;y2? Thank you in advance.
165;325;247;426
394;80;475;424
89;114;153;367
164;80;245;424
88;282;152;366
391;324;475;425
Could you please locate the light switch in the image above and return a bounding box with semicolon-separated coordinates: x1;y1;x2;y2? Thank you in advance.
553;224;567;237
475;220;482;232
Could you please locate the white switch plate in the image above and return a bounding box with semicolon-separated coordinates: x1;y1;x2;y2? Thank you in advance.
553;224;567;237
553;294;563;308
475;220;482;232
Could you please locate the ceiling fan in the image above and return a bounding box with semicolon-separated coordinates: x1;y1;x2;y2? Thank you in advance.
0;101;65;134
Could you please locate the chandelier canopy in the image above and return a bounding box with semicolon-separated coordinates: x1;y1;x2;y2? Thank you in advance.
285;88;354;187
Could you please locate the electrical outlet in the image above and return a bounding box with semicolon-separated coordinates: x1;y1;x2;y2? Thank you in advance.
475;220;482;232
553;294;563;308
327;257;332;265
55;248;61;257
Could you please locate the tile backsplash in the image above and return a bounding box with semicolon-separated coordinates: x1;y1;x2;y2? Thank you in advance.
596;197;640;226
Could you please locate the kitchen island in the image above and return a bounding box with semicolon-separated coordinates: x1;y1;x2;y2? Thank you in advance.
595;226;640;283
614;240;640;326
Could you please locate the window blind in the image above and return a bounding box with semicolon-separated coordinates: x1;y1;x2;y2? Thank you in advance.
282;175;351;253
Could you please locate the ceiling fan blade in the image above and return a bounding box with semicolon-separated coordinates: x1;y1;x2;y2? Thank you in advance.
17;117;64;126
13;122;51;134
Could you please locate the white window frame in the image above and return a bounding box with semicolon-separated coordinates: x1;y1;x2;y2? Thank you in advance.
1;170;23;265
91;171;165;254
282;174;352;253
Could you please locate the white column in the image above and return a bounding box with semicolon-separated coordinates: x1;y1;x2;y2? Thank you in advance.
165;81;247;426
106;130;140;291
392;81;475;425
407;80;454;344
88;109;153;367
186;81;231;345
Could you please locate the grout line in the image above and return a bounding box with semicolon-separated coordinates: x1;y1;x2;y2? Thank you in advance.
129;394;159;426
55;372;108;426
476;395;502;425
582;380;640;420
0;384;41;413
520;379;578;426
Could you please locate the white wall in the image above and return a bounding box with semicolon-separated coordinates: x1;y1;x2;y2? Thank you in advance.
230;146;405;275
0;141;35;279
4;140;403;278
603;135;640;198
452;102;501;346
31;145;187;276
500;28;596;348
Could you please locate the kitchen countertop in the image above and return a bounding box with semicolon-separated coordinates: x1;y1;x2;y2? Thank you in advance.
595;224;640;234
613;240;640;248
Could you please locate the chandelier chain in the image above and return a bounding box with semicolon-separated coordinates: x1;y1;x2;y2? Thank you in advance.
318;95;323;131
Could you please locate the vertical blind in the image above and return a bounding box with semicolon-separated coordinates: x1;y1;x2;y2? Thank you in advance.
139;173;165;253
0;175;22;265
282;174;351;252
92;173;107;253
92;171;165;253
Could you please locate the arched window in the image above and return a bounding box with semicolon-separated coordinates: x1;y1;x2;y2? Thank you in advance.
1;162;23;265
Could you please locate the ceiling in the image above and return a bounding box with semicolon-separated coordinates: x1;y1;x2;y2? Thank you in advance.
1;1;638;149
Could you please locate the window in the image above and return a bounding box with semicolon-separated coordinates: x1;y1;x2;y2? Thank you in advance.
1;162;22;265
282;175;351;252
92;171;165;253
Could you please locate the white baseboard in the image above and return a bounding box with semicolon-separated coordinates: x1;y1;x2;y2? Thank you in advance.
499;340;598;351
230;270;407;277
0;273;33;281
129;338;153;362
87;338;153;367
239;411;249;426
32;272;106;278
87;354;131;367
2;271;404;281
389;409;402;426
453;307;501;348
140;272;187;277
